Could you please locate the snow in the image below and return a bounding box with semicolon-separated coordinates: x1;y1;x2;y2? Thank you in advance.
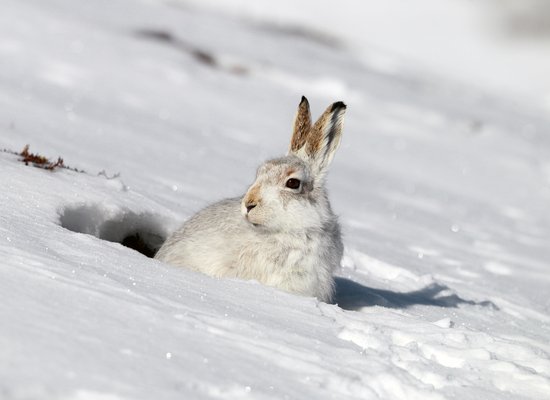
181;0;550;111
1;0;550;399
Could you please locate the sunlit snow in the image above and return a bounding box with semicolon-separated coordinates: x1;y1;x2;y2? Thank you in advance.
1;0;550;399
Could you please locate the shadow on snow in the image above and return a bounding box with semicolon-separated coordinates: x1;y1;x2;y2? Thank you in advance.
334;277;498;311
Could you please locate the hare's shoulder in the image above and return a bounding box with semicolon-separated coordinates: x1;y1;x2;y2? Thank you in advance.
155;197;247;262
180;197;246;234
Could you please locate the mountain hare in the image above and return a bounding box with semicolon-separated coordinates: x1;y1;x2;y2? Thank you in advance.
155;97;346;302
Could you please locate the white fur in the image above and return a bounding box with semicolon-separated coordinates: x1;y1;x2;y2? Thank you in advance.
155;97;346;302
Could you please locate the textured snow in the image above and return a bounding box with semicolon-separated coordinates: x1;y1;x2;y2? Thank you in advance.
1;0;550;399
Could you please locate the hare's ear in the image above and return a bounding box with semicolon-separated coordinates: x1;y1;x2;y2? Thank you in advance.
289;96;312;154
305;101;346;176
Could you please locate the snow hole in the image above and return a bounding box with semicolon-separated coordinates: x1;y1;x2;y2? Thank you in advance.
59;204;169;258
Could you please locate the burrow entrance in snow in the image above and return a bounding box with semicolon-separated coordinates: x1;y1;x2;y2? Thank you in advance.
59;204;169;258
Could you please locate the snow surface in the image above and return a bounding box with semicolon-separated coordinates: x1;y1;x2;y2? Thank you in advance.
1;0;550;399
181;0;550;111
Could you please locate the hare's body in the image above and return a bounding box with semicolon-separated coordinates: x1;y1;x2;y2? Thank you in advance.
155;97;347;302
155;195;342;302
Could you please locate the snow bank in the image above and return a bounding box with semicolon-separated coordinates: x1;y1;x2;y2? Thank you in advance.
1;0;550;399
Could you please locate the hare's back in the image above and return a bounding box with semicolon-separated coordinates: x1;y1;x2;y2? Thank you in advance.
183;197;245;235
154;197;246;275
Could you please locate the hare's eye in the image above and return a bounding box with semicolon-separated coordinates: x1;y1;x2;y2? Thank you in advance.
285;178;301;190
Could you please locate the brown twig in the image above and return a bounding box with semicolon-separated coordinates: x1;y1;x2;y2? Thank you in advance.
19;145;65;171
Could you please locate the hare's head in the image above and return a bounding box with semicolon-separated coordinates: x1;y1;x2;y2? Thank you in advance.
242;96;346;231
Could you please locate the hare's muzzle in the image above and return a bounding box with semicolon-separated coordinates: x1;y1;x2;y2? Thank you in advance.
243;185;261;212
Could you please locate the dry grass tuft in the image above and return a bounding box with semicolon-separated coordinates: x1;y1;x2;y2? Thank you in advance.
1;145;85;173
20;145;65;170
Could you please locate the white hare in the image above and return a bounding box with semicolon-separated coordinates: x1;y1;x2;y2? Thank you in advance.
155;96;346;303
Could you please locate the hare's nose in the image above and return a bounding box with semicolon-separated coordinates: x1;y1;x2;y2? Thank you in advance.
246;203;257;213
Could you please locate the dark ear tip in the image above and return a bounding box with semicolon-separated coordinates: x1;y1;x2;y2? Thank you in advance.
300;96;309;105
331;101;347;112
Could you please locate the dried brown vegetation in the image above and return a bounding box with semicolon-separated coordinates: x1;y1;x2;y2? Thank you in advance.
20;145;65;170
1;145;84;172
